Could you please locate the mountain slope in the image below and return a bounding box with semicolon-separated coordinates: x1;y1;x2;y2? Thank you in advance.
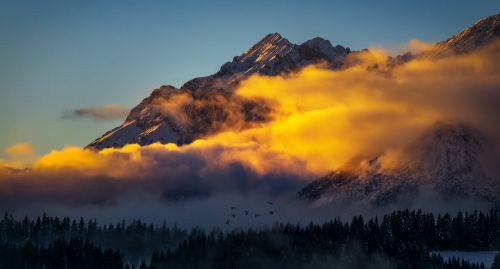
298;122;500;207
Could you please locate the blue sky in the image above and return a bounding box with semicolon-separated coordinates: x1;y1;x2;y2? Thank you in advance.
0;0;499;154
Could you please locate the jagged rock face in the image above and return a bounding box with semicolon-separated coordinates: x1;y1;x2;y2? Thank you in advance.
87;33;351;150
298;123;500;207
216;33;350;77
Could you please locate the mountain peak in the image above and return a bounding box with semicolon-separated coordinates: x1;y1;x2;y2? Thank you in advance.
255;32;285;45
472;13;500;29
214;32;295;77
236;32;293;64
302;37;333;49
261;32;284;42
301;37;350;61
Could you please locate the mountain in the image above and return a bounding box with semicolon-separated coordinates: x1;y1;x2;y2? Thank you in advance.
87;33;351;149
297;122;500;207
88;14;500;150
387;14;500;65
428;14;500;57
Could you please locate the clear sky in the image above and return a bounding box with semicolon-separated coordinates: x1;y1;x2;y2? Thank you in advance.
1;0;499;155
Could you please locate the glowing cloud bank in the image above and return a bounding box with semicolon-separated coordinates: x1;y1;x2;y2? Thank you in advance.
1;40;500;210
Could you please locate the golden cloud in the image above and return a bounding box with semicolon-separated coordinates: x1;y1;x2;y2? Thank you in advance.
5;143;34;157
1;143;36;169
1;40;500;207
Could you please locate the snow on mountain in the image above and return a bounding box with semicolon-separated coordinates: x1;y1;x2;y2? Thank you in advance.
88;85;181;148
297;122;500;207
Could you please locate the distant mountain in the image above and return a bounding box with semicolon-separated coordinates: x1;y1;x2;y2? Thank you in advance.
427;14;500;57
87;34;351;149
88;14;500;150
297;122;500;207
387;14;500;65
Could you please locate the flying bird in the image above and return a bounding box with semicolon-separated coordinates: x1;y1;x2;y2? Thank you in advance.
266;201;274;206
229;213;236;218
254;214;261;218
243;210;249;216
230;206;237;210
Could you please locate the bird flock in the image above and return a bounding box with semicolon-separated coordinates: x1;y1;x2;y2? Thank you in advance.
225;201;276;226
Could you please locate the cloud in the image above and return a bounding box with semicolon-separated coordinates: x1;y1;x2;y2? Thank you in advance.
63;104;129;121
404;39;435;54
1;40;500;213
5;143;34;157
1;143;36;169
0;143;307;209
378;38;436;56
229;42;500;172
150;89;274;138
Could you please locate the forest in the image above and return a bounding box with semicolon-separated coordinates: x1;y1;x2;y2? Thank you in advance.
0;208;499;269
